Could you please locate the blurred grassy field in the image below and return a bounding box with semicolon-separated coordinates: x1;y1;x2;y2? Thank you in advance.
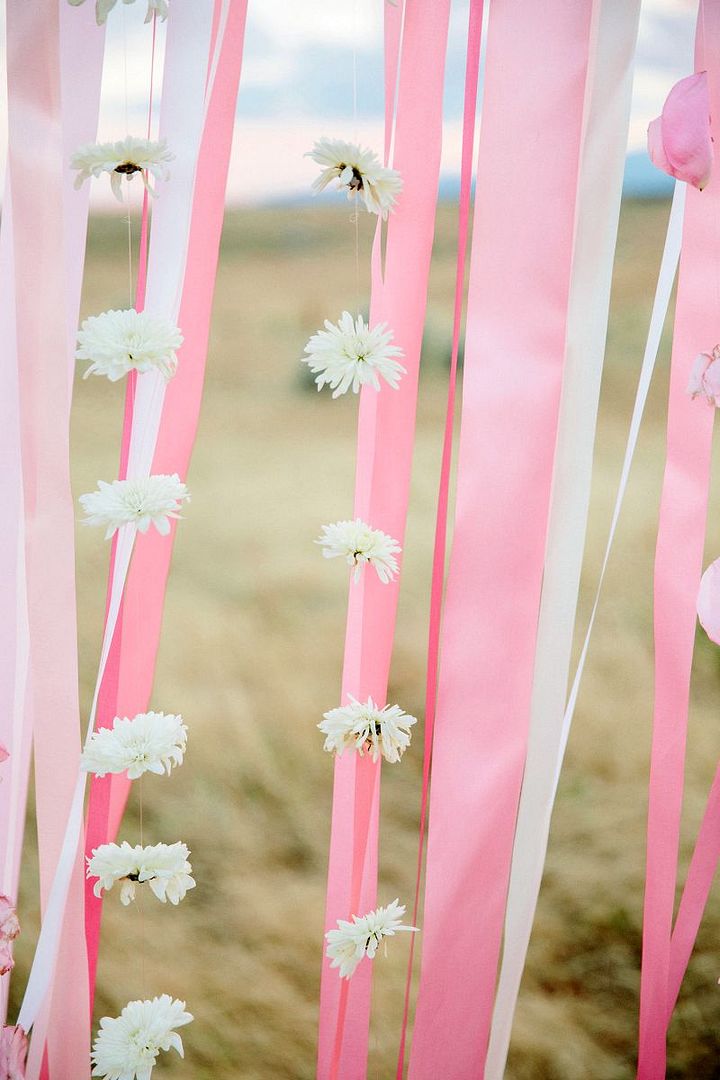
11;197;720;1078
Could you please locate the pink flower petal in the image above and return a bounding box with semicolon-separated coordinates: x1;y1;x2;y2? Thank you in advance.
698;557;720;644
0;898;19;942
0;745;7;765
0;1025;27;1079
0;940;13;978
648;71;713;190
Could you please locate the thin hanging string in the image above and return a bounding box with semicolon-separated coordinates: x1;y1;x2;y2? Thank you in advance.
395;1;484;1075
353;0;361;318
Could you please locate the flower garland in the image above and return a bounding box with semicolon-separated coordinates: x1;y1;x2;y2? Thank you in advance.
62;5;193;1077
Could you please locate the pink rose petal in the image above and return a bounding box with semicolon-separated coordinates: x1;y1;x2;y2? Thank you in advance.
0;940;13;978
0;1026;27;1079
687;346;720;405
698;557;720;644
0;898;19;943
648;71;713;190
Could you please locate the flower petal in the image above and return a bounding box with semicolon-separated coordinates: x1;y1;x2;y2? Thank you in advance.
698;557;720;644
647;71;713;190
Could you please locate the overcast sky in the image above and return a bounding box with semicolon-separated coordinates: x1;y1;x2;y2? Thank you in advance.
2;0;700;204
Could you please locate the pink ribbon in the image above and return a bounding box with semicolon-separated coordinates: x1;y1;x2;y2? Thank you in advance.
637;10;720;1073
408;3;594;1075
6;0;104;1074
82;0;249;1001
395;2;483;1076
317;3;451;1077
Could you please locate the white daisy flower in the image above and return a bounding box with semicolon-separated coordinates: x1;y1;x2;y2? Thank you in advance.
81;712;188;780
71;136;174;201
77;309;183;383
87;841;195;906
318;696;416;764
302;312;405;398
307;137;403;219
79;474;190;539
316;518;400;584
91;995;192;1080
68;0;169;28
325;899;417;980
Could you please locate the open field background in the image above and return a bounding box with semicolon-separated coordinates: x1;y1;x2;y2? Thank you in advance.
10;198;720;1078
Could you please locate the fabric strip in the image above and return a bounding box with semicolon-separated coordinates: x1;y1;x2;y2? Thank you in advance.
396;1;484;1075
637;8;720;1073
408;3;595;1075
485;3;642;1073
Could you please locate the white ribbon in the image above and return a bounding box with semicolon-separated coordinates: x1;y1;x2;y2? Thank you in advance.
484;3;683;1073
18;0;221;1037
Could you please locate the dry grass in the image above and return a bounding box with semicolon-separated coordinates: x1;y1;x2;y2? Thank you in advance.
9;198;720;1077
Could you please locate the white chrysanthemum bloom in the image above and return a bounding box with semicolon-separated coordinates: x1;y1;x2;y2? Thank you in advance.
81;712;188;780
302;312;406;398
79;474;190;539
325;899;417;980
307;138;403;219
77;309;183;383
316;518;400;584
87;841;195;906
319;695;416;764
69;0;169;27
91;994;192;1080
71;136;174;201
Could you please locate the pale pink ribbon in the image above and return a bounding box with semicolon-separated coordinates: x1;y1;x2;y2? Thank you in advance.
83;0;249;1000
637;8;720;1073
316;3;451;1077
408;2;595;1075
6;0;104;1074
395;2;483;1076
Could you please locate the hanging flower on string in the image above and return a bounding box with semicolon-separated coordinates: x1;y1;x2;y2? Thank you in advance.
0;896;19;978
91;995;192;1080
307;138;403;219
302;312;405;398
687;345;720;406
647;71;713;190
87;841;195;906
325;899;417;979
319;696;416;763
81;712;188;780
80;474;190;539
76;309;183;383
67;0;169;27
71;137;174;201
0;1025;27;1080
316;519;400;583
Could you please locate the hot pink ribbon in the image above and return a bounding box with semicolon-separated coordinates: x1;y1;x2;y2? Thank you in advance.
317;3;451;1077
637;10;720;1075
408;2;594;1075
395;2;483;1076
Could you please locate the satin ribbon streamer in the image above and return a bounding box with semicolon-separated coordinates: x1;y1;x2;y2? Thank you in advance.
396;1;484;1075
6;1;104;1074
485;3;642;1073
637;7;720;1073
317;3;451;1076
409;3;594;1075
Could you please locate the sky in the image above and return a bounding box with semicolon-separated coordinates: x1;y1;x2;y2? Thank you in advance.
1;0;700;205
